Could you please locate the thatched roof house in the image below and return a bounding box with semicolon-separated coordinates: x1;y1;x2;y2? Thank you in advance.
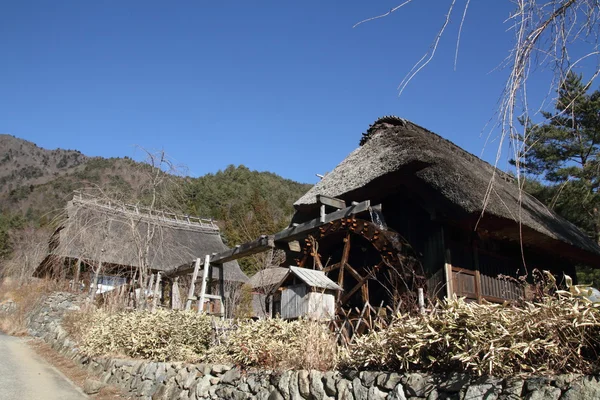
290;117;600;306
295;116;600;265
38;192;248;284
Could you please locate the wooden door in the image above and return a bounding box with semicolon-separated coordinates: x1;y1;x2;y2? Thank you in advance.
451;267;479;301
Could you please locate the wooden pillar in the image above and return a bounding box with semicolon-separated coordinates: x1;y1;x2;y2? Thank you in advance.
73;258;81;293
198;254;211;314
171;277;182;310
148;273;155;295
185;258;202;311
89;261;103;300
218;263;225;318
152;272;161;312
444;249;453;299
337;233;351;302
472;243;483;303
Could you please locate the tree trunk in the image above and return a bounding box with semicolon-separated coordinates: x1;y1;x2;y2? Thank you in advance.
89;261;103;300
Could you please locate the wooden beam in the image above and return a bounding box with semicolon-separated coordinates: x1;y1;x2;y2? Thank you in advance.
213;235;275;264
340;273;371;304
185;258;201;310
323;262;341;273
344;263;364;282
197;254;211;314
313;252;323;270
168;235;274;277
298;254;308;268
337;233;351;301
167;200;372;278
274;200;371;244
317;194;346;210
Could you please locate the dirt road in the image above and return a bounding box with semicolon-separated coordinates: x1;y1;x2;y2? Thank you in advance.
0;332;87;400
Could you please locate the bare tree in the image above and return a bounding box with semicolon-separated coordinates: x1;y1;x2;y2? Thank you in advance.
50;148;191;308
356;1;600;207
0;225;51;283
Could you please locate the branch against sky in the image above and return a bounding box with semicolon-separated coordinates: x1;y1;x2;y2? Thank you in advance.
355;0;600;216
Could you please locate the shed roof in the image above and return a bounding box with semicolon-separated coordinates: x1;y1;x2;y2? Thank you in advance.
277;266;342;291
294;117;600;263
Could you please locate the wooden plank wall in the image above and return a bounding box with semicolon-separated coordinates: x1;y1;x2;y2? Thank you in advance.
281;284;307;319
478;252;524;301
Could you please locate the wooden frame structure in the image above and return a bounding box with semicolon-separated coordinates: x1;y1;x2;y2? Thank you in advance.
166;197;422;318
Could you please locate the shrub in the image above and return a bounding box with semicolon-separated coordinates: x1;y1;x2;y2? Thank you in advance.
210;318;337;371
76;309;212;362
343;295;600;376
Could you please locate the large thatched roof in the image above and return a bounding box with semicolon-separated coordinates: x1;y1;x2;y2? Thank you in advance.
295;117;600;262
47;195;248;283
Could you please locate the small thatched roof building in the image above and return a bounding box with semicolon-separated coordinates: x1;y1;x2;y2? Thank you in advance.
249;267;289;291
38;192;248;284
248;267;288;319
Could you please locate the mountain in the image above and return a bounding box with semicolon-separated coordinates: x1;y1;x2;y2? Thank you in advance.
0;135;312;273
0;134;87;193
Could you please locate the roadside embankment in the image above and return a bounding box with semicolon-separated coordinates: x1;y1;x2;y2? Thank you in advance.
18;292;600;400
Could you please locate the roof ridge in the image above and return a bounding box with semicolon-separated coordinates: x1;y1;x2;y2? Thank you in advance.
71;191;220;233
360;115;407;146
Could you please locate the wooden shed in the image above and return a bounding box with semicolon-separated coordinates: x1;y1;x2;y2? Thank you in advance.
270;266;342;320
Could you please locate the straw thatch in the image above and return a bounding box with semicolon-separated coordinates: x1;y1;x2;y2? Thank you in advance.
249;267;289;319
45;197;248;283
249;267;289;290
295;117;600;262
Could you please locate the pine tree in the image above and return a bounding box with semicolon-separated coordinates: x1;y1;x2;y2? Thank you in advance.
514;72;600;242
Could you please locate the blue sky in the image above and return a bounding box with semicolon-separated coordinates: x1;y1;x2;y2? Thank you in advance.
0;1;571;184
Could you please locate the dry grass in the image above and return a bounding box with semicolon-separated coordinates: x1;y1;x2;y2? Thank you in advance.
71;309;213;362
29;339;132;400
70;307;338;371
0;278;62;335
209;318;338;371
344;294;600;376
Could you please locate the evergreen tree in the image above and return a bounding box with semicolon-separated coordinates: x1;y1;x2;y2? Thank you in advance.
514;72;600;242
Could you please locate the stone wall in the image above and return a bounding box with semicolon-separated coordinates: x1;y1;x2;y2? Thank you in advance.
26;292;600;400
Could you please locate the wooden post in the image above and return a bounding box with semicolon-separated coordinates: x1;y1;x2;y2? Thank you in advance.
185;258;202;311
444;249;453;299
73;258;81;292
198;255;211;314
152;272;161;312
148;273;155;295
472;242;483;304
418;288;425;314
89;261;103;300
337;233;351;301
218;263;225;318
171;277;182;310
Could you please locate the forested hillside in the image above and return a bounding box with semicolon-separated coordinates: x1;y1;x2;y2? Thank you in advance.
0;136;311;275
